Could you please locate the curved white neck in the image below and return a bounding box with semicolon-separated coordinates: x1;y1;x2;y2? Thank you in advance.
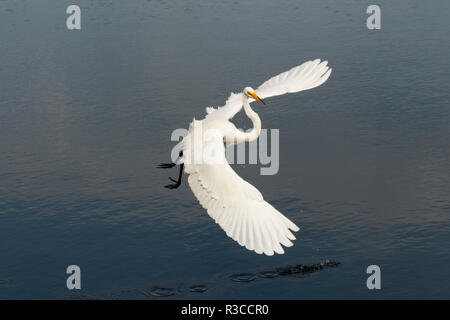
236;94;261;143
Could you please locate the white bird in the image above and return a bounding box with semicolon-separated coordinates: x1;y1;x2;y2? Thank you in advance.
158;59;332;256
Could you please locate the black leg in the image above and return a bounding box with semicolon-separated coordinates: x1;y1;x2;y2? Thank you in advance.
158;150;183;189
164;163;184;189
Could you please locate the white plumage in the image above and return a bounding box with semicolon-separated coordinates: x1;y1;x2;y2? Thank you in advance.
205;59;331;121
170;59;332;256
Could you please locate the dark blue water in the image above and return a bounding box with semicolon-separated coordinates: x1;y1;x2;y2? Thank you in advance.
1;0;449;299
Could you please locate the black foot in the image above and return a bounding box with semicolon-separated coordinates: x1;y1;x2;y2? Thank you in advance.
164;177;180;189
157;163;176;169
164;183;180;189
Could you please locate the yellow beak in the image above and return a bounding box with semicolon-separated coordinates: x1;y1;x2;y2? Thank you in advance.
248;91;265;105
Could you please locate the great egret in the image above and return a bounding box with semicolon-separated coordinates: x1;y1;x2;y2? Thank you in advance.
158;59;332;256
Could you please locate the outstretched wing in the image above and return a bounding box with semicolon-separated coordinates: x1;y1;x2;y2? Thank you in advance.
205;59;332;121
256;59;331;100
182;133;299;256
